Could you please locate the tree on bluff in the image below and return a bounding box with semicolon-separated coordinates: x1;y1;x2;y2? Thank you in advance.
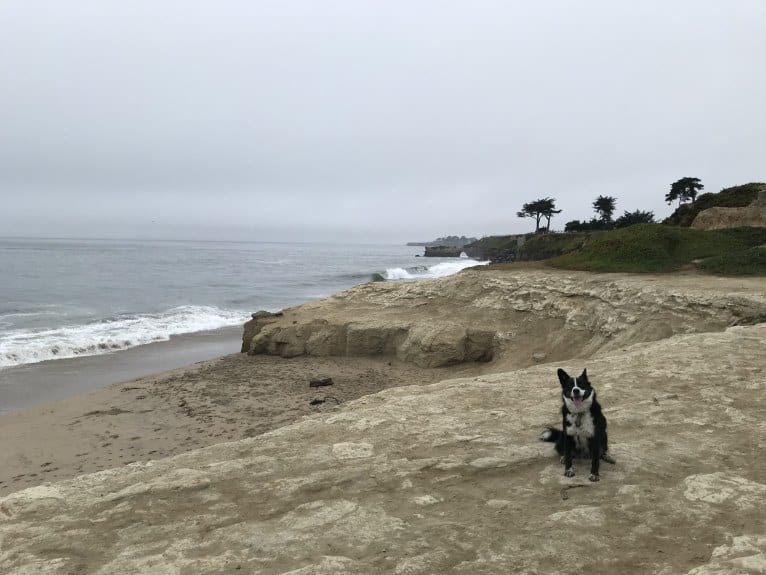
517;198;561;232
666;177;704;206
592;195;617;225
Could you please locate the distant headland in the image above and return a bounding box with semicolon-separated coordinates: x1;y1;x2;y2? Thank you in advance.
406;235;477;247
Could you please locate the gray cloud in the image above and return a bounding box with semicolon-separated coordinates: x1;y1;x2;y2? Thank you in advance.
1;0;764;242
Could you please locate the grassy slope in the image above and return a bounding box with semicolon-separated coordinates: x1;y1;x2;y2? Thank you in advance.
518;232;590;260
548;224;766;274
697;247;766;276
464;233;590;261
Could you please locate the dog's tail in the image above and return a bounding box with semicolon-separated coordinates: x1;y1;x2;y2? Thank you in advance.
539;427;562;443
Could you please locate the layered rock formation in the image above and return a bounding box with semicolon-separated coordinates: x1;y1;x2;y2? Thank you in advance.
2;269;765;574
1;322;765;573
243;269;766;370
691;188;766;230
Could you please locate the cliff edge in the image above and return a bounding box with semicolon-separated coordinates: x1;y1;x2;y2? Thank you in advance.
243;269;766;370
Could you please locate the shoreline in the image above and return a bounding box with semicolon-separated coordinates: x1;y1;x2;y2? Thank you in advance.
1;267;764;500
0;326;243;415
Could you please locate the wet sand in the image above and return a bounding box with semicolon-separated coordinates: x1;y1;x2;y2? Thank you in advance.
0;327;242;415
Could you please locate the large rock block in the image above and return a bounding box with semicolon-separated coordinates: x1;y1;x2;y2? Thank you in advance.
345;320;409;356
241;310;282;353
242;269;766;371
250;319;346;357
691;189;766;230
397;323;494;367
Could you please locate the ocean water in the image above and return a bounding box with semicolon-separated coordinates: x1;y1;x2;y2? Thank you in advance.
0;238;486;368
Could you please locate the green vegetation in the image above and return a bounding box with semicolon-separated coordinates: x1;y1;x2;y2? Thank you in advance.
664;182;764;227
614;210;655;228
565;196;658;232
490;180;765;275
697;247;766;276
464;232;589;262
463;235;525;261
565;209;655;232
518;232;589;260
549;224;766;274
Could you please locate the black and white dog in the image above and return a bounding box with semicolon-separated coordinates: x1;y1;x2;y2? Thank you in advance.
540;368;615;481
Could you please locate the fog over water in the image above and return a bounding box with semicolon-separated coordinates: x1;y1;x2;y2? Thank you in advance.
1;1;764;242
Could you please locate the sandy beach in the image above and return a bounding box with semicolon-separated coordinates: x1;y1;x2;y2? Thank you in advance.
0;348;481;497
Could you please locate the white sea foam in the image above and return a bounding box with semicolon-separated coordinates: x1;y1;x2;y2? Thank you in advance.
385;259;488;280
0;311;59;319
0;305;247;368
0;310;61;328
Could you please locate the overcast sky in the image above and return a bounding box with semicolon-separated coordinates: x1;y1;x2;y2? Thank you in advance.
1;1;764;243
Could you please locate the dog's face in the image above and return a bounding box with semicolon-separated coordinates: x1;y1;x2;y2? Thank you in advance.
558;368;595;413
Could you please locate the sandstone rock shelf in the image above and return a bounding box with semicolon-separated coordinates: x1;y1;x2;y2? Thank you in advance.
243;269;766;370
1;269;765;574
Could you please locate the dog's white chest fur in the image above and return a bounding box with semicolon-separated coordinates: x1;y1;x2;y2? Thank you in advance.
566;411;594;451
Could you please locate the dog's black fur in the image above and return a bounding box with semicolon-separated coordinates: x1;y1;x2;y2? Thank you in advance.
540;368;614;481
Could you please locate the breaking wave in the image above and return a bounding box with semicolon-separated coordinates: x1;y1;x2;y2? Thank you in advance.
0;305;247;368
384;259;488;280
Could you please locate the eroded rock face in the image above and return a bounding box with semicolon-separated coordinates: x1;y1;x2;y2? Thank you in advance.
691;188;766;230
240;310;282;353
244;269;766;370
1;324;765;573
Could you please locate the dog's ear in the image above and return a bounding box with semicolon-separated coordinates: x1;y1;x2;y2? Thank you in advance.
580;368;588;382
557;368;570;386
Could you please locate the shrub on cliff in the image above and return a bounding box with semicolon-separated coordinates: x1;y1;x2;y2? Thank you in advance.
564;218;609;232
615;210;655;228
568;211;655;231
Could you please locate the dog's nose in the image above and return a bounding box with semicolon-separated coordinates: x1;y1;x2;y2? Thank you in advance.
572;389;582;397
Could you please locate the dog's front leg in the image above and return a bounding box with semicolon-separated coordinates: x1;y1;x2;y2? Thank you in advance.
588;455;600;481
588;437;601;482
563;437;575;477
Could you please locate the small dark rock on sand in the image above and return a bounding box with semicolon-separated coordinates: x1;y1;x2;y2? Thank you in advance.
309;377;334;388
